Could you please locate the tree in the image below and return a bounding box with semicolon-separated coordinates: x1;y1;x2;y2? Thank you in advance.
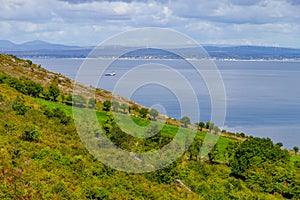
129;104;139;114
48;84;60;101
103;100;111;111
206;121;214;131
120;103;127;113
276;142;283;148
139;108;149;118
188;136;203;160
197;121;205;131
23;80;43;97
72;95;85;107
213;125;220;133
112;101;120;112
180;116;190;128
294;146;299;155
65;94;73;105
149;108;159;120
224;141;240;164
230;137;290;178
88;98;96;108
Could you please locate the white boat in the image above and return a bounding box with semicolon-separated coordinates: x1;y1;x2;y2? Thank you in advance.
104;71;116;76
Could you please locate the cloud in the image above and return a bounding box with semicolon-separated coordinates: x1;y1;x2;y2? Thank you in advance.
0;0;299;47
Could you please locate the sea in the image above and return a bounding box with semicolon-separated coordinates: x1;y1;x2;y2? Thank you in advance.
30;58;300;149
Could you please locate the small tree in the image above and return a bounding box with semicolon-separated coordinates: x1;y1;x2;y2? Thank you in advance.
103;100;111;111
206;121;214;131
180;116;190;128
73;95;85;107
112;101;120;112
24;80;43;97
188;136;203;160
48;84;60;101
197;121;205;131
213;125;220;133
88;98;96;108
149;108;159;120
139;108;149;118
129;104;139;114
120;103;127;113
294;146;299;155
276;142;283;148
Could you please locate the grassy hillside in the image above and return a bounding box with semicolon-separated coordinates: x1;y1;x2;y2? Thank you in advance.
1;54;300;199
0;54;144;110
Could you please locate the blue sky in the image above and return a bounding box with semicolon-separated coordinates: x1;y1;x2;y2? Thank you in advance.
1;0;300;47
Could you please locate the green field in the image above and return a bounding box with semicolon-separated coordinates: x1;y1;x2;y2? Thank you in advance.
34;97;234;161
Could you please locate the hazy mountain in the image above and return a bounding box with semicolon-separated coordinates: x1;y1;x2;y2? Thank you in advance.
0;40;16;50
0;40;80;51
1;40;300;59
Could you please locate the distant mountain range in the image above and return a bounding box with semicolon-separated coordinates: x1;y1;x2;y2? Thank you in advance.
1;40;300;60
0;40;80;51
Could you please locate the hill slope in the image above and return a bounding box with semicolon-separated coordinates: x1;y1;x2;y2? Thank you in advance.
1;54;299;199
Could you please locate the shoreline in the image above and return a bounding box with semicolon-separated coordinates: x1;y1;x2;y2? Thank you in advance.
27;56;300;62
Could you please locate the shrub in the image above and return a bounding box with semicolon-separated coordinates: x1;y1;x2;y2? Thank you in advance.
43;107;54;118
26;59;32;65
72;95;85;108
12;96;30;115
23;80;43;97
52;108;71;125
48;84;60;101
139;107;149;118
149;108;159;120
23;125;40;142
103;100;111;111
180;116;191;127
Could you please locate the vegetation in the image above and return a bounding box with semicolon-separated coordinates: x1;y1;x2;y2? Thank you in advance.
149;108;159;120
0;54;299;199
180;116;191;128
294;146;299;155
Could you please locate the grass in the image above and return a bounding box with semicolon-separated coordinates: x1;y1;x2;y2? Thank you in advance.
33;97;235;163
291;154;300;162
33;97;300;163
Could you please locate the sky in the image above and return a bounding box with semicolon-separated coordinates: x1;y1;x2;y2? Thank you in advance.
1;0;300;48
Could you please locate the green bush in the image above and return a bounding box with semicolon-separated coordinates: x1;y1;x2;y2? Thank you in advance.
12;96;30;115
139;107;149;118
48;84;60;101
23;79;43;97
230;137;290;178
103;100;111;111
23;125;40;141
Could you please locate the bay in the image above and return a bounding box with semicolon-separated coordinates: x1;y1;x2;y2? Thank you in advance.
31;58;300;148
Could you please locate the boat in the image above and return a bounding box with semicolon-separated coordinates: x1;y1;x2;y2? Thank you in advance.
104;71;116;76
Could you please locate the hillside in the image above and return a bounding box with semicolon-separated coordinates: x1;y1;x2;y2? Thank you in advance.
0;54;300;199
0;54;152;113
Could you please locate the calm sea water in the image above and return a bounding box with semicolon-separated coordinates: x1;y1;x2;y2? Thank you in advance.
31;58;300;148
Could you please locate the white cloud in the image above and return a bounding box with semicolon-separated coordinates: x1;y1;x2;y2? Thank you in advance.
0;0;300;47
